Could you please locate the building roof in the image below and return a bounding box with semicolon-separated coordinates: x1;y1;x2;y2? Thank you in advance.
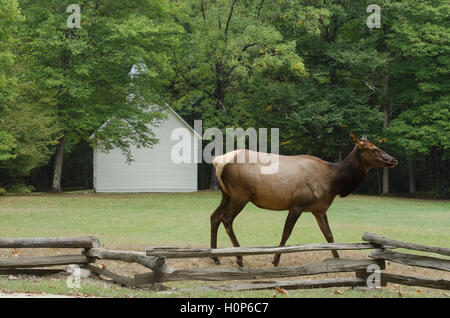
92;63;202;141
90;104;202;141
165;104;202;140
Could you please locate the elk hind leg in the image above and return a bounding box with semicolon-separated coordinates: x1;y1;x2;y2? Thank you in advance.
221;200;248;267
210;193;229;265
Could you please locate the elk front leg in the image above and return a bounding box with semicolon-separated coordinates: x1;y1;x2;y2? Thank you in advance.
272;207;303;267
314;213;340;258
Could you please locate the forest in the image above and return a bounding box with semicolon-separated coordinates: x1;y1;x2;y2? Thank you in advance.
0;0;448;198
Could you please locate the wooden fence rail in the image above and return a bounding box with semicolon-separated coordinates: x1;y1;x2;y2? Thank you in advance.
363;232;450;290
134;258;384;285
194;277;368;292
146;242;379;259
141;232;450;291
0;236;167;289
85;247;167;272
0;236;98;279
0;255;90;268
141;241;389;291
0;233;449;292
362;232;450;256
380;273;450;290
370;249;450;272
0;236;99;249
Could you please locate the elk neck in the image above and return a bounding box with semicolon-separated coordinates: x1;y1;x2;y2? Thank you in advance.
328;146;369;197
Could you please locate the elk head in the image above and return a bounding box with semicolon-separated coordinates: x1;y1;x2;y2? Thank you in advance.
350;132;398;168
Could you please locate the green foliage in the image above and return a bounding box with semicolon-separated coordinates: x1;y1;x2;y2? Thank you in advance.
387;99;450;157
0;0;60;176
0;0;22;164
0;131;16;161
0;0;22;107
249;0;387;158
385;0;450;160
6;183;34;194
0;0;447;196
20;0;181;157
0;101;59;175
167;0;307;130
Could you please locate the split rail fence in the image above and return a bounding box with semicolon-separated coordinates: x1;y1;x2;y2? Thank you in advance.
0;233;448;292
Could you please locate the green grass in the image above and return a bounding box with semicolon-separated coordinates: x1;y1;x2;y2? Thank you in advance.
0;191;449;298
0;275;438;298
1;191;448;248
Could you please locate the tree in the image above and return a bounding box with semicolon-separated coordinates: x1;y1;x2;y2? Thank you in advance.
260;0;387;161
386;0;450;198
0;0;22;162
166;0;307;187
0;99;59;178
19;0;182;191
168;0;307;126
0;0;60;185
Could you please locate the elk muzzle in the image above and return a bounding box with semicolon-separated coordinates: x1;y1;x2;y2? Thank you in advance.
380;153;398;167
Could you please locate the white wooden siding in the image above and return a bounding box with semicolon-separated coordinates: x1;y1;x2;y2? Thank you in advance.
94;110;198;193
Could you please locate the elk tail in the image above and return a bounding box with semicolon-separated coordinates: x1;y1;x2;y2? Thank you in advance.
212;151;237;195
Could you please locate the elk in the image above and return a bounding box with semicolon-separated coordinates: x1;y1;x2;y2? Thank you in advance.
210;133;397;267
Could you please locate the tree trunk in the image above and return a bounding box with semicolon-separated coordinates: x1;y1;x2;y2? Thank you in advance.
376;168;382;194
214;62;226;111
381;22;391;196
382;167;389;194
438;153;448;199
84;161;90;189
408;160;416;198
50;136;66;193
443;159;449;199
382;72;390;195
210;61;226;191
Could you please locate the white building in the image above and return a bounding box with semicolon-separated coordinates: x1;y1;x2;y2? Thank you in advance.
93;107;201;193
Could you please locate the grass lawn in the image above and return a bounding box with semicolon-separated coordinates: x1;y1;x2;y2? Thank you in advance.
0;190;449;298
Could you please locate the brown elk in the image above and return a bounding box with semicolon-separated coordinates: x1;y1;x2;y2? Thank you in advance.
210;132;397;267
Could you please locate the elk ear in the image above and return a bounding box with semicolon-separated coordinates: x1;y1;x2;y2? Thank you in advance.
350;132;364;147
361;134;368;141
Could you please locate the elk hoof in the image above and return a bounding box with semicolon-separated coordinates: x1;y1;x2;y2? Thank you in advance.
236;257;244;268
272;254;280;267
212;257;222;265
